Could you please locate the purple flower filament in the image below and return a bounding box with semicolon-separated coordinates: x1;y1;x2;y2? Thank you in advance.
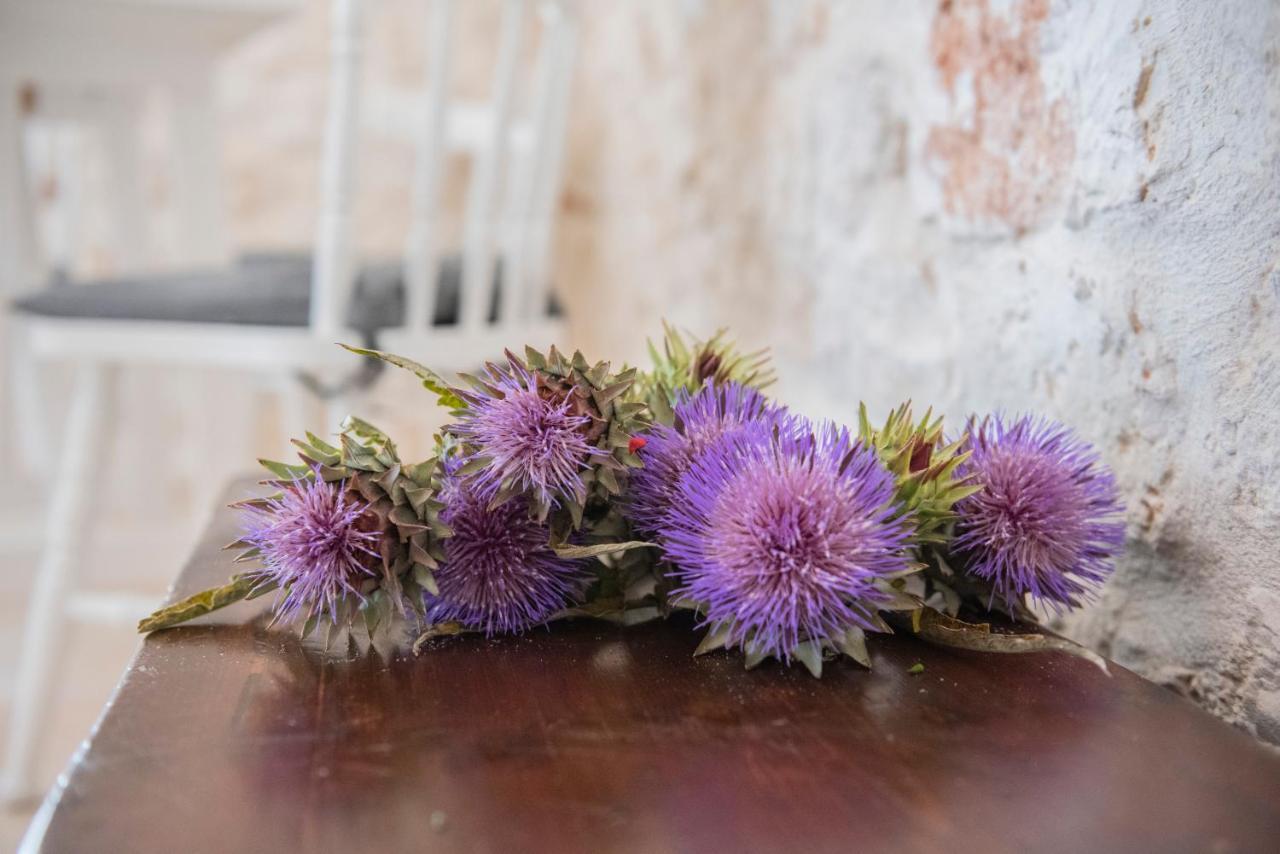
426;464;586;635
953;415;1126;612
452;358;603;508
242;475;381;625
626;381;785;538
663;421;914;660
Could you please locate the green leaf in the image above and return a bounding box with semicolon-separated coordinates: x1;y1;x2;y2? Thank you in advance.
412;563;440;596
340;344;466;409
551;541;657;560
792;641;823;678
340;415;392;447
597;464;621;495
524;346;547;370
244;580;279;601
837;627;871;668
258;458;311;481
592;378;633;411
693;623;733;657
304;431;341;457
137;575;259;633
649;385;676;426
567;499;585;530
622;606;661;626
292;437;340;467
361;590;384;635
455;456;490;477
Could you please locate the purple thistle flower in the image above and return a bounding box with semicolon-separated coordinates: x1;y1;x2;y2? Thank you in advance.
626;381;786;537
663;419;915;660
242;475;382;625
952;414;1126;612
425;462;586;635
451;356;604;508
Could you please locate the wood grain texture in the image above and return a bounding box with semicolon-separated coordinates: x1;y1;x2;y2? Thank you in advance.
27;478;1280;853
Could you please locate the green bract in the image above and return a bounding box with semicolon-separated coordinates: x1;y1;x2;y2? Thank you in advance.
492;345;651;529
633;322;775;425
857;402;981;545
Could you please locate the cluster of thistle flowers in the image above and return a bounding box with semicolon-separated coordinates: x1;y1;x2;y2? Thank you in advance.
628;385;1126;671
129;344;657;642
237;445;591;638
139;326;1126;677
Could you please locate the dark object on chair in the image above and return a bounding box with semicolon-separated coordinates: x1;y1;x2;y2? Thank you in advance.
11;254;562;395
10;253;560;335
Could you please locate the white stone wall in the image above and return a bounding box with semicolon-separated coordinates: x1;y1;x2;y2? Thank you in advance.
220;0;1280;739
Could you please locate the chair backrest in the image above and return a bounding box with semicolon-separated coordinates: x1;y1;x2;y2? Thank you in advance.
309;0;578;338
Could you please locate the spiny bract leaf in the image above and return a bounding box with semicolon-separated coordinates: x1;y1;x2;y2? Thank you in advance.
859;401;977;544
632;321;775;424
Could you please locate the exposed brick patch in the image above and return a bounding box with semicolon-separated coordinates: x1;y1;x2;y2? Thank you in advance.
926;0;1075;233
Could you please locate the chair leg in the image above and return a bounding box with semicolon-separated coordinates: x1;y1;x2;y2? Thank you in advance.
0;362;106;803
7;318;53;479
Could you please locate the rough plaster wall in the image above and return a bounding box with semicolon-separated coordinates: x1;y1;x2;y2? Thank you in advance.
216;0;1280;739
557;0;1280;741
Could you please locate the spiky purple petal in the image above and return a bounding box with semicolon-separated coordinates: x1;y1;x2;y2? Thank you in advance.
450;357;604;508
626;381;786;537
242;476;381;625
425;463;586;635
663;419;914;660
953;414;1126;612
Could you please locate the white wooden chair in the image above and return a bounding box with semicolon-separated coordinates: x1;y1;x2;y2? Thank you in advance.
1;0;576;801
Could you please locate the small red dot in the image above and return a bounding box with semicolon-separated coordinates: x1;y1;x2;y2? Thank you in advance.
628;436;647;454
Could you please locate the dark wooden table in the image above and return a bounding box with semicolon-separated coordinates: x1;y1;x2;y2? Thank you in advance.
24;479;1280;853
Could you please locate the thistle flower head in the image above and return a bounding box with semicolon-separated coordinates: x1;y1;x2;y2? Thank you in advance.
626;381;786;537
663;419;915;660
425;461;586;635
451;356;605;508
242;475;382;625
952;414;1125;612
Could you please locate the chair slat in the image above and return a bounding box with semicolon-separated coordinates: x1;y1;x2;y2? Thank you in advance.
524;7;577;325
403;0;458;333
310;0;365;336
502;3;569;325
459;0;527;332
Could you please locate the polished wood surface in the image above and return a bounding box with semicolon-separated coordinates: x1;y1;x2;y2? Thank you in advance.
28;479;1280;853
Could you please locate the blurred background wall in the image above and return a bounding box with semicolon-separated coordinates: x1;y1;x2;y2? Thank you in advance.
18;0;1279;742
